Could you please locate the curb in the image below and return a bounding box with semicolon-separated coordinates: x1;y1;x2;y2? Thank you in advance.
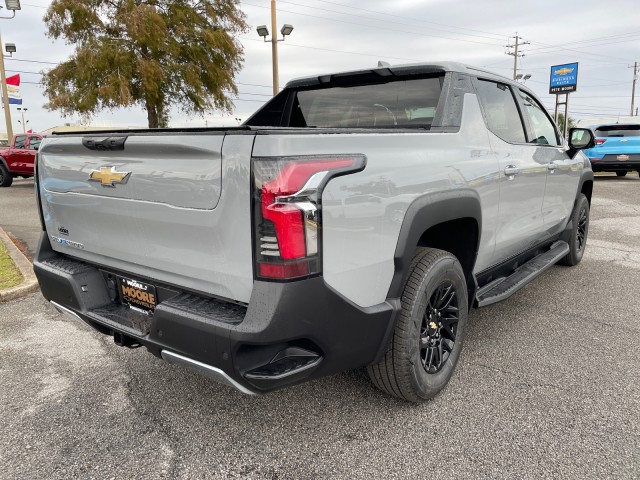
0;227;39;302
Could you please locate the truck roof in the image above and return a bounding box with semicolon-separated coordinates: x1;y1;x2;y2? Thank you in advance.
285;61;517;89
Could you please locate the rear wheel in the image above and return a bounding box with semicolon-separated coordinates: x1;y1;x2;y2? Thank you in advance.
616;171;627;177
367;248;468;402
0;163;13;187
560;194;589;266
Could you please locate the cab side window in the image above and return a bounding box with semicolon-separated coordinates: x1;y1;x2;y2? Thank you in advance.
475;80;526;144
518;90;560;146
28;136;42;150
13;135;27;149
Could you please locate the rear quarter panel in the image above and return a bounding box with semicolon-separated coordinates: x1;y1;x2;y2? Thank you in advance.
252;93;499;308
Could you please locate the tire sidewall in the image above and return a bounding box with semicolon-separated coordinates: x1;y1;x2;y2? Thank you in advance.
0;163;12;187
404;255;468;399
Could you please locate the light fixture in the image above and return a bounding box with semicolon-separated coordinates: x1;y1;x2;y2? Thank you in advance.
4;0;21;11
280;24;293;37
5;43;16;54
523;74;532;81
515;73;523;80
256;25;269;38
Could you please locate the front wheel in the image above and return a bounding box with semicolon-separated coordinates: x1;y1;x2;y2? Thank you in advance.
367;248;468;402
0;163;13;187
560;194;589;266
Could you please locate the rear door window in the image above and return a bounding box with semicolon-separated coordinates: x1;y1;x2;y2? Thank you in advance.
28;136;42;150
517;90;560;146
475;80;526;144
290;77;443;128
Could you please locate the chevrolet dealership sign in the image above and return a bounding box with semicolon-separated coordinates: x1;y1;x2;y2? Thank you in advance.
549;63;579;94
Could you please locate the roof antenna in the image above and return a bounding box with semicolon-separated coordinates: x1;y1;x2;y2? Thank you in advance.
377;60;391;67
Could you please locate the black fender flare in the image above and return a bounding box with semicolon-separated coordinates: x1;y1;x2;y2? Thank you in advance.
0;156;9;171
577;167;594;204
386;189;482;300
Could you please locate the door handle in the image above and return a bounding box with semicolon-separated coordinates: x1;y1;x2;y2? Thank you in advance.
504;165;520;177
548;163;558;172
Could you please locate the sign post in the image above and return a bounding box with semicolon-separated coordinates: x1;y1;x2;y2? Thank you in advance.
549;62;579;137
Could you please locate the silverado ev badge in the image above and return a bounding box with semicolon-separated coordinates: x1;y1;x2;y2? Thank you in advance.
88;166;131;187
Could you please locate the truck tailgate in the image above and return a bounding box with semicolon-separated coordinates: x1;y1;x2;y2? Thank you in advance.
38;132;256;303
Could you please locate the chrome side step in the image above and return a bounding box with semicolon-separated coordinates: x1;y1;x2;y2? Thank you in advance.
161;350;255;395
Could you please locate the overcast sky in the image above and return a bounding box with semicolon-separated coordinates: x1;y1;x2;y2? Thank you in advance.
2;0;639;132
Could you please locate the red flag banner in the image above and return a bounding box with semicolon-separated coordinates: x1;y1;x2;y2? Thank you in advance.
6;74;21;105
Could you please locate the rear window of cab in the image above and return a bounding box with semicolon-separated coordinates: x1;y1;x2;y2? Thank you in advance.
289;76;444;129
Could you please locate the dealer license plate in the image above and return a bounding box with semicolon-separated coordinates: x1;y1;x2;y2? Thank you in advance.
117;276;157;314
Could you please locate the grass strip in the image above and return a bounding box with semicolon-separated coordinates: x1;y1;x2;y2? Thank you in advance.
0;242;23;290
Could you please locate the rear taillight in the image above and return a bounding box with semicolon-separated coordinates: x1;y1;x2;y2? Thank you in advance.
252;155;366;280
596;139;606;145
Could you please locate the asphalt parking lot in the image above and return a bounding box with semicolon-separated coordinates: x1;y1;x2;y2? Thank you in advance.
1;176;639;479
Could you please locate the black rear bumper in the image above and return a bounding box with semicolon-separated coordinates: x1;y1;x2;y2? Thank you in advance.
33;233;398;393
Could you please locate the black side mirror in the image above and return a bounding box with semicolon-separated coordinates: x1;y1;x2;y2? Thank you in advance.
568;128;595;158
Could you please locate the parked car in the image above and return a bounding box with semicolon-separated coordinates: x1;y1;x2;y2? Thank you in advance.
582;123;640;176
33;62;594;402
0;132;43;187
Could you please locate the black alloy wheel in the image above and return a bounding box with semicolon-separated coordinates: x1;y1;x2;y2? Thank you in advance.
561;193;589;266
367;248;468;402
576;203;588;254
420;282;459;373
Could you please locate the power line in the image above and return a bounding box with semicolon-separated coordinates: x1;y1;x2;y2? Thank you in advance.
241;35;422;62
305;0;507;39
241;1;504;47
276;0;506;42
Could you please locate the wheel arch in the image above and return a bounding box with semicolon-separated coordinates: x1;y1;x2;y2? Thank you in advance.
0;156;9;170
386;190;482;305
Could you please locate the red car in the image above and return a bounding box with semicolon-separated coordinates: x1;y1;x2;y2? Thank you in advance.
0;133;43;187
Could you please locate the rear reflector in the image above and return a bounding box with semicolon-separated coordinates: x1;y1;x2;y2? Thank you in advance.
595;139;606;145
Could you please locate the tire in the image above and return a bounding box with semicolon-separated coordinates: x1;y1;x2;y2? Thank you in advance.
560;193;589;266
0;163;13;187
616;171;627;177
367;248;468;402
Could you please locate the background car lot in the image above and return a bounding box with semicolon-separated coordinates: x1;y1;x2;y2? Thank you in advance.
0;176;639;479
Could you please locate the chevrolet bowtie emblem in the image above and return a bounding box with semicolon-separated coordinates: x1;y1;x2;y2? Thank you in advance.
88;166;131;187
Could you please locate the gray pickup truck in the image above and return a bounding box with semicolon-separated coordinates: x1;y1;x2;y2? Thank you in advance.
34;62;595;402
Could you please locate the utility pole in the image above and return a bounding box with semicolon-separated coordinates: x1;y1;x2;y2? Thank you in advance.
0;29;12;140
506;33;529;80
631;61;638;117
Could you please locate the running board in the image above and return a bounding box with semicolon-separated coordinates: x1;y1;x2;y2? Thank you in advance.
476;241;569;307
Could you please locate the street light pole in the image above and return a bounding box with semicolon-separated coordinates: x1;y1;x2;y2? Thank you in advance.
0;29;12;140
270;0;278;96
257;2;293;97
17;106;26;132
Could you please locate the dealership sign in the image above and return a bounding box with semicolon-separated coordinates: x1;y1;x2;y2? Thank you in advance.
549;63;579;94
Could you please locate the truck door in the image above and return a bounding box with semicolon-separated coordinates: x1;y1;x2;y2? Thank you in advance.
8;134;30;173
516;89;580;233
474;79;548;263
